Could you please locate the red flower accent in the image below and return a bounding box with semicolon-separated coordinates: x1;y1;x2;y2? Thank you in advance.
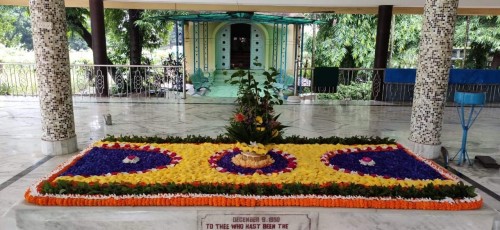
234;113;245;122
361;157;373;162
127;155;136;160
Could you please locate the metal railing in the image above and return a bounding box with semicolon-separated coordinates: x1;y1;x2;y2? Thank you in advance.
0;63;186;99
2;63;499;106
0;63;37;96
298;67;381;101
383;82;500;105
299;67;500;105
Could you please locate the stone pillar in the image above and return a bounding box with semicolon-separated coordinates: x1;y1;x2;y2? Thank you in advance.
408;0;459;159
372;5;393;101
29;0;78;155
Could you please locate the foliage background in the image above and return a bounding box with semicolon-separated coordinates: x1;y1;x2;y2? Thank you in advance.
0;6;498;69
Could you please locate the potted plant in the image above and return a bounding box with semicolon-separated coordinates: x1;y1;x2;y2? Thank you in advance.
225;64;286;168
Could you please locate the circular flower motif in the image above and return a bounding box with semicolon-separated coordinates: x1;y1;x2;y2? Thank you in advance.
208;148;297;175
61;143;182;177
359;157;375;166
321;146;445;180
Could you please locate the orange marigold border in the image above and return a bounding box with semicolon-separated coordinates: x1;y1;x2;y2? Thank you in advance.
25;190;482;210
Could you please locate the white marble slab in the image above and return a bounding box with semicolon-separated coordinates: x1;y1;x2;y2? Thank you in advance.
2;97;500;229
13;203;498;230
198;211;317;230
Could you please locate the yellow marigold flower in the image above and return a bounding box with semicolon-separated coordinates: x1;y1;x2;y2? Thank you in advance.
272;129;279;137
255;116;263;124
57;143;454;189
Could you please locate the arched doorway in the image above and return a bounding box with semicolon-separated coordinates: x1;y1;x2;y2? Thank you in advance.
230;23;251;69
215;23;266;70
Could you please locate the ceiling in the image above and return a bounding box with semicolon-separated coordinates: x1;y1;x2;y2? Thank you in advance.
3;0;500;15
108;0;500;8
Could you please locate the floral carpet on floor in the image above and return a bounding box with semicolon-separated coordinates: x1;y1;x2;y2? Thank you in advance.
25;140;482;210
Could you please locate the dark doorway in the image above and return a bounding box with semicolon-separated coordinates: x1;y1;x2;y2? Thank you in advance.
230;23;251;69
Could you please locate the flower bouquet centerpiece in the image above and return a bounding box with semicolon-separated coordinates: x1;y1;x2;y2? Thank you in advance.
225;63;286;169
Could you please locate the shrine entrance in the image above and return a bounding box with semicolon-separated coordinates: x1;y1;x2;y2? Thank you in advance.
230;23;251;69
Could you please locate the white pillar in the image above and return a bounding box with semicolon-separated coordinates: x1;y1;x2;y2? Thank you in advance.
29;0;78;155
409;0;459;159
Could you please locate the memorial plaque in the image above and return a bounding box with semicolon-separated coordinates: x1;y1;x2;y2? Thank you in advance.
198;211;317;230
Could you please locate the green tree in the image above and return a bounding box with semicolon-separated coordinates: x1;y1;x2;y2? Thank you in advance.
454;16;500;69
389;15;422;68
104;9;175;65
65;8;92;52
307;14;377;68
0;6;32;50
0;6;174;65
307;14;424;69
0;6;87;51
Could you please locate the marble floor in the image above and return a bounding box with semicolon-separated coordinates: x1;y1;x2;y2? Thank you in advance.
1;96;500;229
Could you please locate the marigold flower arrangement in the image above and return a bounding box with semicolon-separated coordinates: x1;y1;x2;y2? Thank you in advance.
225;65;286;148
22;62;483;210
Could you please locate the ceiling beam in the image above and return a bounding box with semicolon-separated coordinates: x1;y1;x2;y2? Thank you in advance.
2;0;500;15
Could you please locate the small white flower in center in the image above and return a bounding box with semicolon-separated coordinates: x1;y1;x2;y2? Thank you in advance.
359;157;375;166
123;155;140;164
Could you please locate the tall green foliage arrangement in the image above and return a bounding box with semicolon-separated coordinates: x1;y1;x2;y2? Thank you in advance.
225;64;286;144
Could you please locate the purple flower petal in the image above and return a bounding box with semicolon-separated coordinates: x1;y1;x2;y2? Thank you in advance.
327;149;445;180
61;147;173;176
